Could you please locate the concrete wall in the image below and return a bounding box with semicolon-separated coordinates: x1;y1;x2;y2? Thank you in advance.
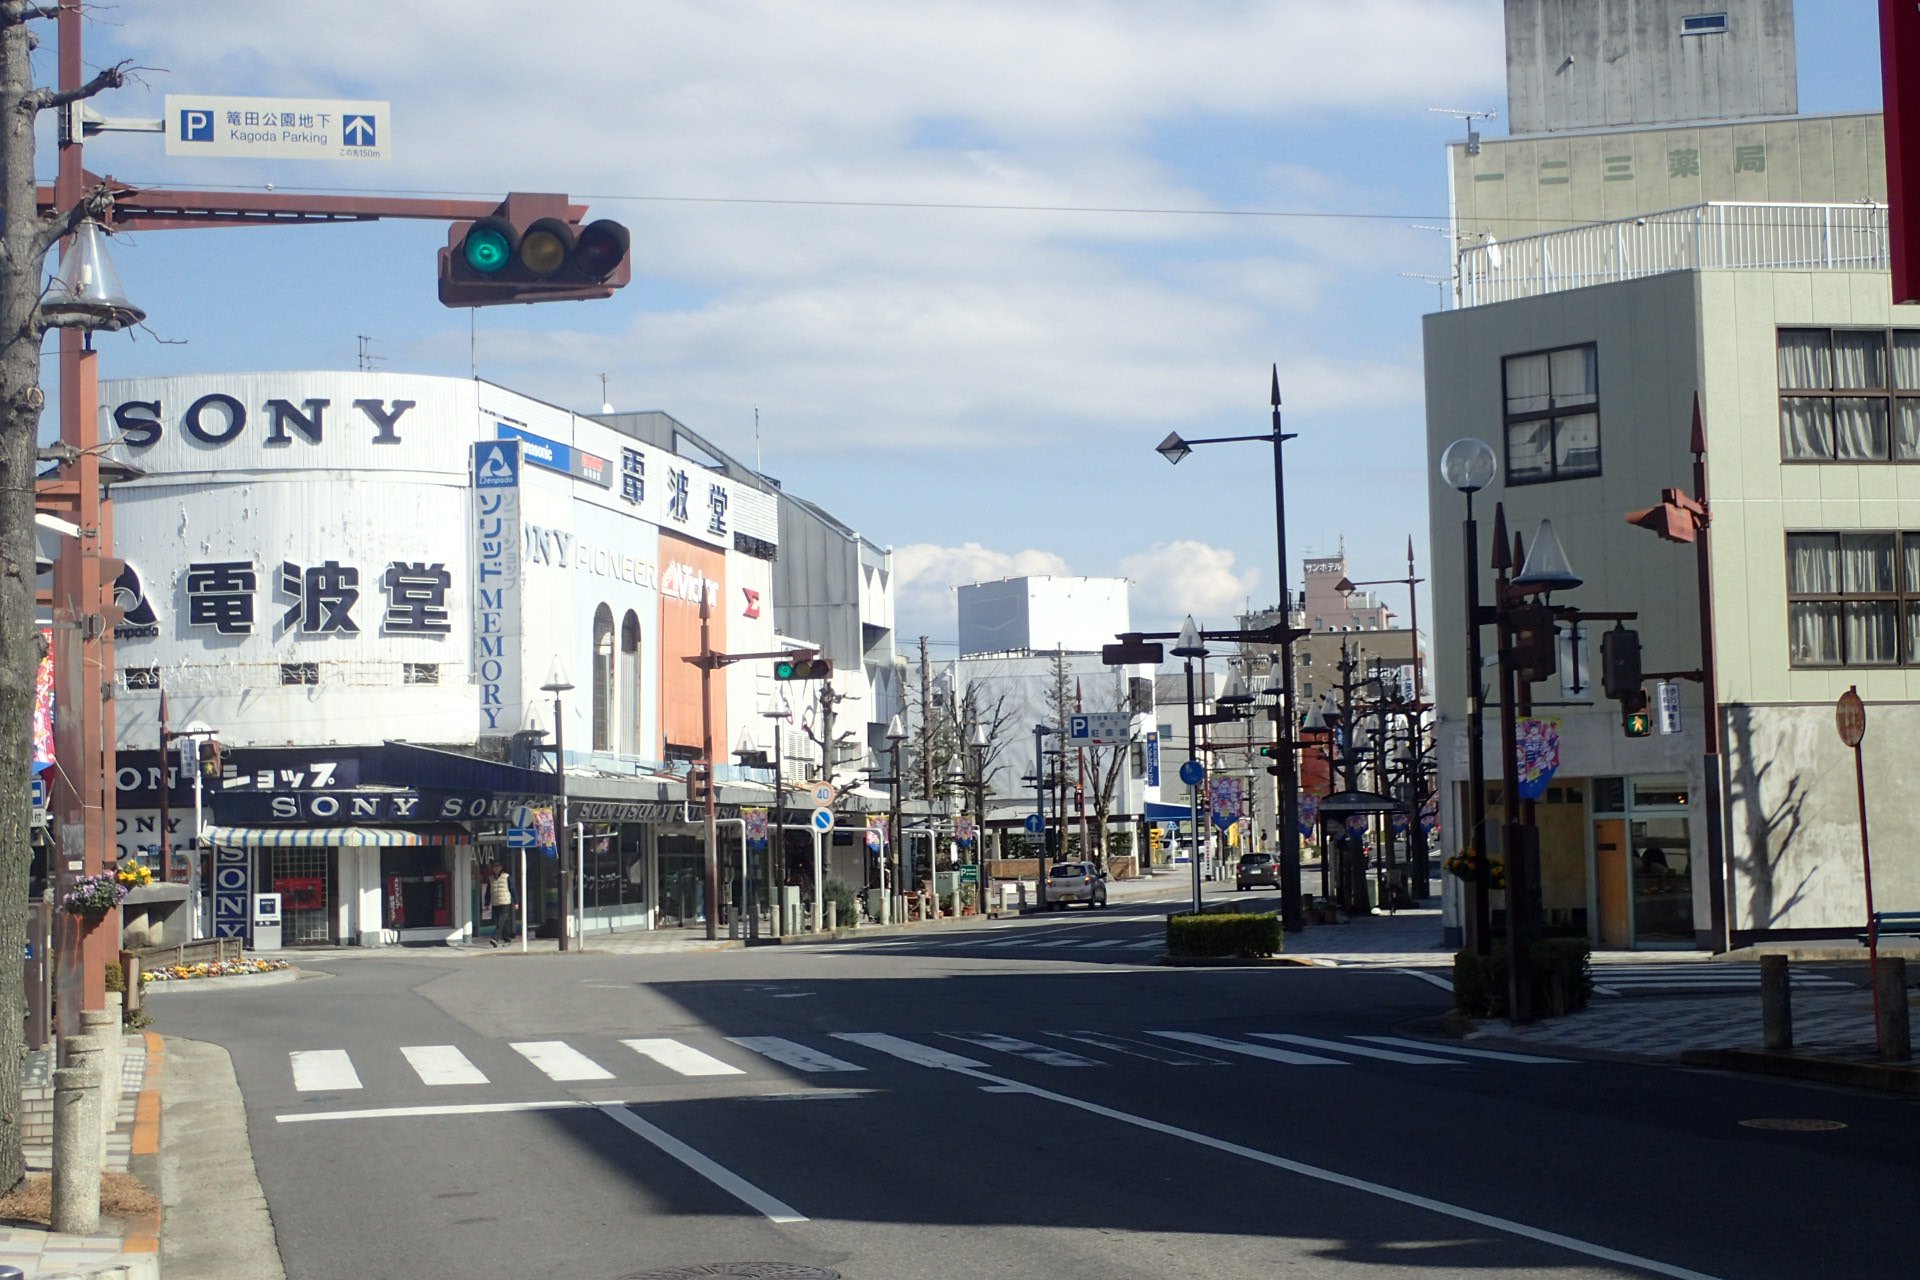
1504;0;1796;136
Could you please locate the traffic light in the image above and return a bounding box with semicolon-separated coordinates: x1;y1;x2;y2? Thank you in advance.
1600;625;1643;701
438;192;632;307
1259;743;1285;778
1623;706;1653;738
197;738;223;781
773;652;833;681
687;766;710;805
1149;828;1164;851
1505;602;1558;684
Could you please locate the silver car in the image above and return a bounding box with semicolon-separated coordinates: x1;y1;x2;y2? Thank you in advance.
1045;861;1109;909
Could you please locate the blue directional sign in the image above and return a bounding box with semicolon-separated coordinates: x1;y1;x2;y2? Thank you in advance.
1024;813;1045;835
1179;759;1205;787
343;114;378;147
506;827;537;849
29;776;44;809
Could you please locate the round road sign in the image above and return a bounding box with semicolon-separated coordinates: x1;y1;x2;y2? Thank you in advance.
1836;688;1867;748
1179;759;1205;787
810;783;835;806
810;807;834;833
1024;813;1044;835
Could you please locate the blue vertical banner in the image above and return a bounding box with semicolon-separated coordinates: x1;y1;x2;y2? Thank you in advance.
213;845;250;939
471;438;523;739
1145;733;1160;787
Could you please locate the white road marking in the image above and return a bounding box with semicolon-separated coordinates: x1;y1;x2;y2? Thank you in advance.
598;1104;809;1223
939;1063;1725;1280
726;1036;866;1073
278;1099;593;1123
622;1038;745;1077
511;1040;614;1081
831;1032;986;1070
1353;1036;1571;1064
1390;967;1458;993
1047;1031;1226;1065
1149;1031;1347;1066
400;1045;488;1086
941;1033;1104;1067
290;1050;362;1092
1251;1034;1458;1065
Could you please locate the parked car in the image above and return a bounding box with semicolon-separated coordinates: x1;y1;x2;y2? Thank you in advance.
1045;861;1109;909
1236;852;1281;891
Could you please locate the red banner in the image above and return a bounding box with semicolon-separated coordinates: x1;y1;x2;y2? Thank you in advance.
1883;0;1920;301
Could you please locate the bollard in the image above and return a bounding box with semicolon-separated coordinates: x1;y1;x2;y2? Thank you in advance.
826;901;837;932
50;1064;102;1235
1760;955;1793;1051
61;1035;109;1165
79;1008;121;1146
1875;956;1911;1061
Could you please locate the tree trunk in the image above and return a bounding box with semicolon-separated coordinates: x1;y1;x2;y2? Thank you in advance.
0;7;46;1191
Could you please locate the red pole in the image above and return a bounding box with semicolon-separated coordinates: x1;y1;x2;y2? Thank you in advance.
1855;735;1883;1056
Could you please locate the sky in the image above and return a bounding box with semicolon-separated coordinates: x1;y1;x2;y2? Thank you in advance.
38;0;1884;651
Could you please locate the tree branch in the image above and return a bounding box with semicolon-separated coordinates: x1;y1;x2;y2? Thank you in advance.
26;57;131;112
30;182;113;266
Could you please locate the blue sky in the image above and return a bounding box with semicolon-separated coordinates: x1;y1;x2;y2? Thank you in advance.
41;1;1883;647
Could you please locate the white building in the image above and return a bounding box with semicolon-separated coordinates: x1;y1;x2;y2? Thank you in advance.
103;371;883;945
957;576;1129;656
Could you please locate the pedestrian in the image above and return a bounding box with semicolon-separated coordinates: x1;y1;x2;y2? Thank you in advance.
488;862;516;946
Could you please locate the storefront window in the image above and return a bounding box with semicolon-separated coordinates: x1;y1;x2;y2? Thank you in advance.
582;826;647;909
1592;776;1694;949
1629;817;1693;944
380;847;452;931
1591;776;1626;814
1632;778;1689;808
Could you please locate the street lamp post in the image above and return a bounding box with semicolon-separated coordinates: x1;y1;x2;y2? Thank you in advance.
763;701;790;934
1156;366;1304;932
886;714;907;920
970;722;991;905
1031;724;1053;907
1171;618;1208;915
1440;437;1497;955
541;677;576;951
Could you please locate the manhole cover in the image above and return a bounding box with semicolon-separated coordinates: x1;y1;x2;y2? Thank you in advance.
1739;1117;1848;1132
622;1267;841;1280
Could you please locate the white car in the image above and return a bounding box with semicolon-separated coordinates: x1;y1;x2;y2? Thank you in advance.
1045;861;1109;909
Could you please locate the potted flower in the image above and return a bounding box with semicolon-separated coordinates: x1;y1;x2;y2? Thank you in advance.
115;861;153;890
61;872;126;919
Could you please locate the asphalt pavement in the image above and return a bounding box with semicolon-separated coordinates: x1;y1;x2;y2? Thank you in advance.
130;878;1920;1280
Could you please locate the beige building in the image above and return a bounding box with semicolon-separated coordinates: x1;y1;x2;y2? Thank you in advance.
1425;5;1910;950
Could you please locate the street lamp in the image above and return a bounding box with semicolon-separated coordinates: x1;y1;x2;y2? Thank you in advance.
969;722;991;898
1031;723;1054;907
1156;366;1304;932
541;676;576;952
887;713;908;919
1172;617;1208;914
762;698;792;934
1440;436;1496;956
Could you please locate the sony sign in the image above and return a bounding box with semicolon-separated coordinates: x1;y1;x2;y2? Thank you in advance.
112;394;418;449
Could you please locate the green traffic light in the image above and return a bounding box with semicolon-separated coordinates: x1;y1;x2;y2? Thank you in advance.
464;226;513;275
774;659;796;680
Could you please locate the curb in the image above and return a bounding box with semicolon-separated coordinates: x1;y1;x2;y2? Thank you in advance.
140;968;299;995
1678;1046;1920;1094
123;1032;164;1257
1157;954;1317;967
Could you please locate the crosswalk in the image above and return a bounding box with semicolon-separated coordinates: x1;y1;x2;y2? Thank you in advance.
827;933;1162;954
1590;962;1856;997
279;1028;1573;1096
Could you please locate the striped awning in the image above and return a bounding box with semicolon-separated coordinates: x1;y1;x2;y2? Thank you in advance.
199;825;472;849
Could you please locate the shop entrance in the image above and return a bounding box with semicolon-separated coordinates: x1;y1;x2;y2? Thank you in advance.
658;834;706;929
1591;776;1695;949
268;847;335;944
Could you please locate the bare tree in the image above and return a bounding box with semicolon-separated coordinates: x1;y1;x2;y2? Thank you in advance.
0;3;131;1191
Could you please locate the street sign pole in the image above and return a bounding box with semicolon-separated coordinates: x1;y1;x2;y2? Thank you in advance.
1837;687;1882;1055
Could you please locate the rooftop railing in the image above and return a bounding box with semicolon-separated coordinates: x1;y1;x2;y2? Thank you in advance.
1456;201;1889;307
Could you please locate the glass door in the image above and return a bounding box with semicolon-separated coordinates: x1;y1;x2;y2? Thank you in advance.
1629;815;1693;945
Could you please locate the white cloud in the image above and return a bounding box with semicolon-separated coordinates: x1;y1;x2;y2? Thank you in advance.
1120;541;1262;626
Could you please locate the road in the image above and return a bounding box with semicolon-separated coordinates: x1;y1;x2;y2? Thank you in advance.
155;895;1920;1279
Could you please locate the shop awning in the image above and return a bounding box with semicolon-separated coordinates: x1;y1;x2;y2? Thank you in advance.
1145;801;1194;823
200;825;473;849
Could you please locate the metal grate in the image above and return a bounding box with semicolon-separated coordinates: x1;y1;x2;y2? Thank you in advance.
269;848;333;944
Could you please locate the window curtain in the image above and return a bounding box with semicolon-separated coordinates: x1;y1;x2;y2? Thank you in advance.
1832;331;1887;389
1895;332;1920;390
1554;412;1600;475
1504;353;1550;416
1777;330;1831;389
1787;534;1838;592
1788;602;1841;664
1506;419;1552;480
1840;534;1896;592
1845;603;1899;664
1833;399;1889;460
1896;402;1920;460
1780;398;1832;460
1549;345;1598;405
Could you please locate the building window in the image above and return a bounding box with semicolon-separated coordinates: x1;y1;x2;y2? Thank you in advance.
619;611;643;756
123;667;159;690
280;662;319;685
591;604;614;752
1785;531;1920;666
403;663;439;685
1779;328;1920;461
1503;344;1600;484
1681;13;1727;35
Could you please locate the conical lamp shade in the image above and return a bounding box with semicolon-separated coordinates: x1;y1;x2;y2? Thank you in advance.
1514;519;1583;592
42;221;144;331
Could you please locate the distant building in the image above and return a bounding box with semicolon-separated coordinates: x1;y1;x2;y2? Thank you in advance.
957;576;1129;656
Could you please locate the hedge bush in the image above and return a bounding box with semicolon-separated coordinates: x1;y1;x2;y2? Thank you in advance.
1167;911;1282;958
1452;937;1593;1019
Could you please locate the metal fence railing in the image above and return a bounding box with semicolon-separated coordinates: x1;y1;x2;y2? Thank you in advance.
1457;202;1891;307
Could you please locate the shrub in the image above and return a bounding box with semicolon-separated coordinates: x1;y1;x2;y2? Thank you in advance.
822;880;859;928
1452;937;1593;1019
104;961;124;993
1166;911;1283;959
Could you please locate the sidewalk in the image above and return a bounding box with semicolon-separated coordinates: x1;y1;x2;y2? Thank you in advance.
0;1032;162;1280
